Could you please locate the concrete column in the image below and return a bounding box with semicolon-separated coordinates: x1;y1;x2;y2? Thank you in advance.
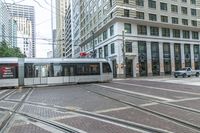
147;42;152;76
159;43;164;76
170;43;175;73
132;41;139;77
190;44;195;69
181;43;185;68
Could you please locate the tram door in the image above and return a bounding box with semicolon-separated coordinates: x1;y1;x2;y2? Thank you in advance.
34;64;48;85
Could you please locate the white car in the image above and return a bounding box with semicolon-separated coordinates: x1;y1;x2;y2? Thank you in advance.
174;67;200;78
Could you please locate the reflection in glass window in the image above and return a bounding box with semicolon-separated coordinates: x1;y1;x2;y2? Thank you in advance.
103;63;112;73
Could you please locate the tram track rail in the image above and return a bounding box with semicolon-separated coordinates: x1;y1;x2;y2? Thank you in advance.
89;83;200;114
0;100;171;133
0;88;84;133
79;84;200;132
1;83;200;133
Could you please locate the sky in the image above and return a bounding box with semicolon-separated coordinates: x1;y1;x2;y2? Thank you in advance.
6;0;55;58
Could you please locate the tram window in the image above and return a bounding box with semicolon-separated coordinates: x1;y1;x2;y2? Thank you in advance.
103;63;112;73
25;64;50;78
0;64;18;79
76;63;100;75
53;64;62;77
25;64;34;78
62;64;75;76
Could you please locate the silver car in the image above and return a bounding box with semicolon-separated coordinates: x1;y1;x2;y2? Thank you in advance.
174;67;200;78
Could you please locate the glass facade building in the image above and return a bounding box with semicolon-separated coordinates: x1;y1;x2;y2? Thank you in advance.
0;1;16;46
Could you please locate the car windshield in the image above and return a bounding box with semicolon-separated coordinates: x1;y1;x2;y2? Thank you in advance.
180;68;187;70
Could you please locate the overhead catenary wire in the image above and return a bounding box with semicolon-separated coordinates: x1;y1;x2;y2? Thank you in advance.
0;35;64;42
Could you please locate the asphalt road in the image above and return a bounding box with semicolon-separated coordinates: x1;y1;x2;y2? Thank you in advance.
1;78;200;133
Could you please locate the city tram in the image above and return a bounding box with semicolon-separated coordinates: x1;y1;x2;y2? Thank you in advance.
0;58;113;87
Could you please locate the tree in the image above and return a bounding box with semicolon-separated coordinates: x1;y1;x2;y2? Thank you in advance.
0;41;26;58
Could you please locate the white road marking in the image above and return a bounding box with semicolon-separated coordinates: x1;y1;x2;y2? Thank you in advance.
0;90;7;95
93;84;173;101
140;102;158;107
95;106;132;113
166;97;200;103
52;106;132;121
114;82;200;96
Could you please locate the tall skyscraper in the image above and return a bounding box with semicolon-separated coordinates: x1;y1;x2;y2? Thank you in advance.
6;3;35;58
72;0;200;78
64;0;73;58
56;0;68;58
0;1;17;46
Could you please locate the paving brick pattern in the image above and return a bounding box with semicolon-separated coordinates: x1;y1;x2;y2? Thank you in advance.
6;89;29;101
58;116;141;133
8;123;51;133
0;101;17;110
101;108;198;133
20;104;72;119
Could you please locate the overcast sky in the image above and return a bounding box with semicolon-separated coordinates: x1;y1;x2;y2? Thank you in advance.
6;0;55;58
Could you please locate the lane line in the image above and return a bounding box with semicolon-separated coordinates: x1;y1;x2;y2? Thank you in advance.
114;82;200;96
93;84;173;101
0;90;8;95
95;106;132;113
166;97;200;103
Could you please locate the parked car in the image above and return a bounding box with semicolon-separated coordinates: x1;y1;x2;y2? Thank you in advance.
174;67;200;78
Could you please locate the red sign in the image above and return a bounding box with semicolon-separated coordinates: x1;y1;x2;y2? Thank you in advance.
80;52;88;57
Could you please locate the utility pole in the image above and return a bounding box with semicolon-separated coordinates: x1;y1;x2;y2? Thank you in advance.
51;0;54;58
122;30;126;78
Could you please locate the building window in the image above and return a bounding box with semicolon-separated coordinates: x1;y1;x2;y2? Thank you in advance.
103;30;108;40
183;30;190;39
182;19;188;25
192;31;199;39
173;29;180;38
160;2;167;11
150;27;159;36
125;42;132;53
104;45;108;58
111;43;115;54
136;0;144;6
124;9;130;17
171;5;178;13
191;0;196;4
149;14;157;21
148;0;156;9
98;35;102;43
110;25;114;36
172;17;179;24
161;16;168;23
191;9;197;16
124;0;129;4
136;11;144;19
181;7;188;14
124;23;131;33
162;28;170;37
99;47;103;58
137;25;147;35
192;20;197;27
182;0;187;2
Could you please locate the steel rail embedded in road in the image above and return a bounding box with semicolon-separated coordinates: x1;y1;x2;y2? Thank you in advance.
0;88;85;133
80;85;200;132
0;88;33;133
90;83;200;116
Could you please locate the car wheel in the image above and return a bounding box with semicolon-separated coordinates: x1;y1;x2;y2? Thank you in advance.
196;73;199;77
182;73;186;78
175;76;178;78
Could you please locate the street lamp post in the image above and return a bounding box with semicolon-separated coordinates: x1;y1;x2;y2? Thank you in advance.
122;30;126;78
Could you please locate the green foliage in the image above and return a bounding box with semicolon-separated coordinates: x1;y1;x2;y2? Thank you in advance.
0;41;26;58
